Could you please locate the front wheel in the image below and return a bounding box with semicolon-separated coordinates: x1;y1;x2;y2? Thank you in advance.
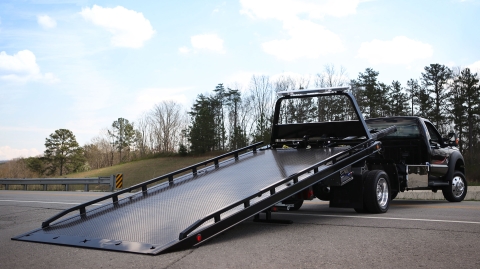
364;170;390;213
391;190;398;200
442;171;467;202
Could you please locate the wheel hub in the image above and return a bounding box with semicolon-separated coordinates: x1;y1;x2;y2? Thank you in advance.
376;178;389;208
451;176;465;198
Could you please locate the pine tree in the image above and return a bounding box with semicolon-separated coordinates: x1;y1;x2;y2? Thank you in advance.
406;79;420;116
188;94;216;154
44;129;85;176
387;81;409;116
108;118;136;163
452;68;480;152
421;64;452;132
353;68;383;118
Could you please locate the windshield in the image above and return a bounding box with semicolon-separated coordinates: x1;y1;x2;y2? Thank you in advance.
366;118;420;138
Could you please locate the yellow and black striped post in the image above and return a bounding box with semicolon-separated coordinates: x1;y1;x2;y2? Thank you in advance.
115;174;123;189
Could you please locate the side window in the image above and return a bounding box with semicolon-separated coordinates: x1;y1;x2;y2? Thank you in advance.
425;122;441;142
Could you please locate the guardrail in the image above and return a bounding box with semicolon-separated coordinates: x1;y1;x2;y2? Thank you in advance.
0;175;116;192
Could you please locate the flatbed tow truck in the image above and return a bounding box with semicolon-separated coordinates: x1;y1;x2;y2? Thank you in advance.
13;87;398;254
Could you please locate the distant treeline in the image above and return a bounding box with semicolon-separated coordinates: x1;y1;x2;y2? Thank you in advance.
1;64;479;181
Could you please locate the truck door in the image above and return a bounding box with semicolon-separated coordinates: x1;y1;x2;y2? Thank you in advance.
424;121;450;176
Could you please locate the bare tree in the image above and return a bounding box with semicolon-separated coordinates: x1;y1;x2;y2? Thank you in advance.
315;65;352;121
315;64;349;88
84;129;116;169
248;75;275;144
149;101;185;153
135;112;152;158
0;158;40;178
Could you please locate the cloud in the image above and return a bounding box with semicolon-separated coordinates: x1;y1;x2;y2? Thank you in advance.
80;5;155;48
270;71;313;83
240;0;360;21
262;19;344;61
357;36;433;65
191;34;225;53
240;0;356;61
37;15;57;29
129;87;189;116
224;71;264;90
467;60;480;72
0;146;41;160
178;46;190;54
0;50;59;83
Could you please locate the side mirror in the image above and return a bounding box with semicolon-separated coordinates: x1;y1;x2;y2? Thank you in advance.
447;132;458;146
429;139;440;149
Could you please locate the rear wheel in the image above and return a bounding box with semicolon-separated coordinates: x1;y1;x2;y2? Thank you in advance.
364;170;390;214
290;200;304;211
313;184;331;201
280;199;304;211
442;171;467;202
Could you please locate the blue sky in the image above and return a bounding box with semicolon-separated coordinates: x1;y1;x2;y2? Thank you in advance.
1;0;479;160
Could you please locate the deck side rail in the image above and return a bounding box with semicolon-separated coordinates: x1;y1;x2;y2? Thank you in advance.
168;139;383;254
41;142;263;228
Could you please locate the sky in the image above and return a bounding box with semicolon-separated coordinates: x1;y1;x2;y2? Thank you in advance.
1;0;480;160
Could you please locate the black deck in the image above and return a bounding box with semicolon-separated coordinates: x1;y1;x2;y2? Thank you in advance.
13;141;380;255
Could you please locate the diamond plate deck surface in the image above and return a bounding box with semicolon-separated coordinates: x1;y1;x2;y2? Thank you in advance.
17;148;347;251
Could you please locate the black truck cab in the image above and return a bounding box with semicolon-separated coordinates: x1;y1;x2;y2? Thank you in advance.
365;116;467;202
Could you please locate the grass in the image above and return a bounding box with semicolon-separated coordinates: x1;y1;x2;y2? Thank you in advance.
0;154;222;191
64;154;223;189
2;151;478;190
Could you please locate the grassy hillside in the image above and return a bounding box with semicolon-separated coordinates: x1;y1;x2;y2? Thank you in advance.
67;155;219;189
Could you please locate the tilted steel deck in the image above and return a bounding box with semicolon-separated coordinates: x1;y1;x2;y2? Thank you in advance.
12;140;381;255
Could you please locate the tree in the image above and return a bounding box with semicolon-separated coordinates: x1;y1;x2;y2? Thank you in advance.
406;79;420;116
315;65;353;121
421;64;452;131
249;75;275;144
212;84;228;151
108;118;136;163
25;157;46;175
387;81;409;116
315;64;349;88
188;94;216;154
451;67;480;152
352;68;385;118
226;87;249;150
149;101;184;153
44;129;85;176
135;112;151;158
0;158;40;178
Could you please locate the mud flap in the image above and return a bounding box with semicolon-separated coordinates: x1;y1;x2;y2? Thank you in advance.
329;175;364;209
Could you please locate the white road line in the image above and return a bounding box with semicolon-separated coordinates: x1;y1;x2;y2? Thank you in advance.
277;212;480;225
0;200;103;206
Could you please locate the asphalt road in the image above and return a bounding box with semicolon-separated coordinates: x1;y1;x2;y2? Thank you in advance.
1;191;480;269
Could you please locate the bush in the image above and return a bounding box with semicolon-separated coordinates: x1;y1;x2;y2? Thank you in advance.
178;144;188;156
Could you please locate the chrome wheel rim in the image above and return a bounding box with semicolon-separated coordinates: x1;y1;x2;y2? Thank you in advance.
376;177;389;208
451;176;465;198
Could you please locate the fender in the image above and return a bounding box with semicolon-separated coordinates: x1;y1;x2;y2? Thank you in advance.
447;151;465;180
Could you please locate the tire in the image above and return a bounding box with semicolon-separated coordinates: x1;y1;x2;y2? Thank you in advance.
313;184;331;201
354;207;368;213
391;190;398;200
364;170;390;214
442;171;467;202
